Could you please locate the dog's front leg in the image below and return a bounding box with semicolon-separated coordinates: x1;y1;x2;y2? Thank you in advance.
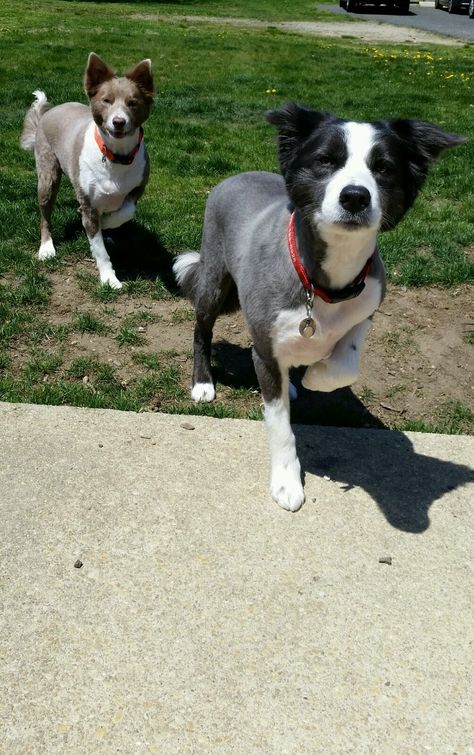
252;348;304;512
302;318;372;392
101;183;146;231
101;197;136;230
81;204;122;289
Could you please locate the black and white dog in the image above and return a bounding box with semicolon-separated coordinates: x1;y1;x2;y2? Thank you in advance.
174;103;463;511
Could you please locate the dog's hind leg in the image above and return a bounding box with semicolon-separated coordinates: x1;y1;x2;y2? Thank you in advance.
191;266;235;403
253;349;304;512
35;138;62;260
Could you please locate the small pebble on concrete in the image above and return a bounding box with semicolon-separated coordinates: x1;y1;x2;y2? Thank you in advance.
180;422;195;431
74;559;83;569
378;556;393;565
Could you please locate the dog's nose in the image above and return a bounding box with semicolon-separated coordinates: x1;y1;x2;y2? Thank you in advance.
112;116;126;129
339;185;371;214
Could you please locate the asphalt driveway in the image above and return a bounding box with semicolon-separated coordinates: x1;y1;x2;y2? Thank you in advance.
317;3;474;41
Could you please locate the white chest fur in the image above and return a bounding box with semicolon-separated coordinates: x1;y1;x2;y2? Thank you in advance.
78;123;146;213
272;276;382;369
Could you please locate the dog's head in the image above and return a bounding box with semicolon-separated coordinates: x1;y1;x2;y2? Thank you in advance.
84;53;154;139
267;103;464;233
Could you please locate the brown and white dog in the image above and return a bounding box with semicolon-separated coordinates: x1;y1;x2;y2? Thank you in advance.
21;52;154;288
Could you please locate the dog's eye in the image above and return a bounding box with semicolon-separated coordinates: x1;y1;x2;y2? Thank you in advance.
102;97;113;105
317;154;335;167
374;159;394;175
127;99;138;108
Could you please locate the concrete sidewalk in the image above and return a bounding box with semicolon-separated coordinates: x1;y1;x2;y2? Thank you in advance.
1;402;473;753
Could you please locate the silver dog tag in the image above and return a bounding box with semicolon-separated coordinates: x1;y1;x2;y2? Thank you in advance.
299;317;316;338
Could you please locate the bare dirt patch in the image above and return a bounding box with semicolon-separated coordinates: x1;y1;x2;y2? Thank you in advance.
132;13;463;46
10;257;472;430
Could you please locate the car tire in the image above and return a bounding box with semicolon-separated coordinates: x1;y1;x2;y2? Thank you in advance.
339;0;346;7
397;0;410;13
434;0;441;7
346;0;358;12
447;0;457;12
469;0;474;16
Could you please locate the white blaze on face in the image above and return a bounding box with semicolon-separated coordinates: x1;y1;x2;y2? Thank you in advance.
105;102;131;135
316;122;382;229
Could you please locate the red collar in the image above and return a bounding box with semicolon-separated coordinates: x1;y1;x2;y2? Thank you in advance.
95;126;143;165
287;210;373;304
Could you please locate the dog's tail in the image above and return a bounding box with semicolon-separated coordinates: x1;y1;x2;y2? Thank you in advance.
20;90;51;154
173;251;200;303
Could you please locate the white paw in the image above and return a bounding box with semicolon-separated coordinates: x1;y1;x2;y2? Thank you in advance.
289;381;298;401
302;362;356;393
100;272;122;289
191;382;215;403
270;463;304;512
38;240;56;260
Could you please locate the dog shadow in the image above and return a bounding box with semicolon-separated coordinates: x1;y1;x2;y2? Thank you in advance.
105;222;178;292
213;340;385;429
213;340;473;533
295;425;473;533
62;218;178;293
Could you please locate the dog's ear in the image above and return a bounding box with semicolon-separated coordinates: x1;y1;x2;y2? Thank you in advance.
266;102;328;175
389;118;465;160
388;119;465;201
84;53;115;98
125;59;154;104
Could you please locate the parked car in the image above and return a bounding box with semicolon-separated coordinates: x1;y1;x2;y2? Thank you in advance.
434;0;469;12
340;0;410;13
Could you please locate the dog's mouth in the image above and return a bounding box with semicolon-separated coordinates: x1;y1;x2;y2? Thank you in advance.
335;216;372;231
106;127;129;139
333;207;379;231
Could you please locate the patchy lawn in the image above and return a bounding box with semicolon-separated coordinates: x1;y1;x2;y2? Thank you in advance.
0;0;472;431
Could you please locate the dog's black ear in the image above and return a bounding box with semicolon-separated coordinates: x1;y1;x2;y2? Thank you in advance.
84;52;115;98
266;102;328;174
388;119;465;203
125;59;155;104
389;119;465;161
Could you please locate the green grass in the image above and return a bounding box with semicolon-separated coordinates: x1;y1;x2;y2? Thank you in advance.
115;311;154;346
0;0;472;428
397;400;474;435
76;272;121;302
74;311;110;334
34;0;343;23
359;385;377;403
23;351;64;383
132;351;162;369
